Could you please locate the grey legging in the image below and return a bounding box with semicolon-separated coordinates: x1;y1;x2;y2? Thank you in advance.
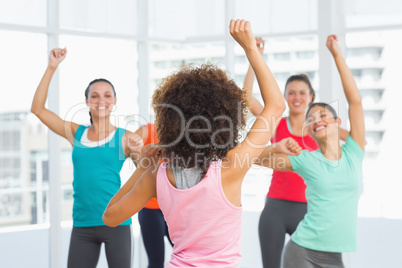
67;225;132;268
258;197;307;268
283;239;344;268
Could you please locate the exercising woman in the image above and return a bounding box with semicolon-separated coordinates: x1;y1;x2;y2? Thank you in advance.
256;34;365;268
243;38;349;268
31;48;142;268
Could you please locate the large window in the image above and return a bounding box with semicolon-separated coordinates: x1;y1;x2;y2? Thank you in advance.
235;0;318;34
59;0;138;35
0;0;47;27
0;30;47;227
149;0;225;39
345;0;402;28
148;41;226;122
346;30;402;219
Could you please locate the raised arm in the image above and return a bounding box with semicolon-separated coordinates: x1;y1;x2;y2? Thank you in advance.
327;35;365;150
226;19;286;174
243;38;264;116
31;48;79;144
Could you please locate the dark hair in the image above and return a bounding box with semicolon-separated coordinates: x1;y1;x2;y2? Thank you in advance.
306;102;338;119
152;63;247;176
84;78;116;125
284;74;315;103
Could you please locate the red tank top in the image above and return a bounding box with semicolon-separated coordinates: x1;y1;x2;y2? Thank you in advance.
267;117;319;202
143;123;161;209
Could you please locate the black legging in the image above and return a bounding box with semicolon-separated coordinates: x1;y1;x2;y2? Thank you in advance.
283;240;344;268
67;225;132;268
138;208;173;268
258;198;307;268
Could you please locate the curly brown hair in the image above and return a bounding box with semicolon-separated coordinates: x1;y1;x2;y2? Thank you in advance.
152;63;248;173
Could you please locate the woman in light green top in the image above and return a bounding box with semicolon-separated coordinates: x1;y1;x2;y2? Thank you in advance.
256;35;365;268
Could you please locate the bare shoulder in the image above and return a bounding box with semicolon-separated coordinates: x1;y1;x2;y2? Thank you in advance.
134;124;149;141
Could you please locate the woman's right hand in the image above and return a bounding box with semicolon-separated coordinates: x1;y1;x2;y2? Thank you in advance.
49;48;67;69
275;137;302;156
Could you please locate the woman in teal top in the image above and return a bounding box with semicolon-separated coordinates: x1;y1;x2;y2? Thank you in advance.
256;35;366;268
31;48;142;268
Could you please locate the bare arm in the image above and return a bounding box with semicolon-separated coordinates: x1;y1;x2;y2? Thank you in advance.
327;35;365;150
124;124;149;166
134;124;149;141
123;130;144;163
257;152;293;172
103;144;161;227
243;38;264;116
226;20;286;176
254;137;302;171
31;48;79;145
103;166;157;227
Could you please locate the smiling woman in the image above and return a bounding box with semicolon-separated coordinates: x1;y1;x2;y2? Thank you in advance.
84;78;117;127
255;34;366;268
242;37;354;268
30;48;143;268
243;38;320;268
306;102;340;141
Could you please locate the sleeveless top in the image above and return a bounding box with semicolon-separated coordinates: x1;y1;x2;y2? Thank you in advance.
157;161;242;267
71;125;132;227
267;117;319;202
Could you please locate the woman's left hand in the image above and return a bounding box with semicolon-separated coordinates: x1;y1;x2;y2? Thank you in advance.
230;19;256;52
138;144;163;169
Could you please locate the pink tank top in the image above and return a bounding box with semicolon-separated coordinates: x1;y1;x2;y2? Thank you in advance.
157;161;242;267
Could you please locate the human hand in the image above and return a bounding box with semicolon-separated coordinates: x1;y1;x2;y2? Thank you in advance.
124;132;144;155
276;137;302;156
326;35;342;58
256;37;265;55
138;144;162;169
230;19;256;52
48;48;67;69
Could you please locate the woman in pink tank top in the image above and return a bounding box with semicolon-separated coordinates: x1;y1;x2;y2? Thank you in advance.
103;20;297;267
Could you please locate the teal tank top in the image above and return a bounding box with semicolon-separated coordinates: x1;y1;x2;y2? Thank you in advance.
71;125;132;227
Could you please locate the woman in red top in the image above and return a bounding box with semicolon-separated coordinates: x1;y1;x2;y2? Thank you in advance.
134;123;173;268
243;38;348;268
